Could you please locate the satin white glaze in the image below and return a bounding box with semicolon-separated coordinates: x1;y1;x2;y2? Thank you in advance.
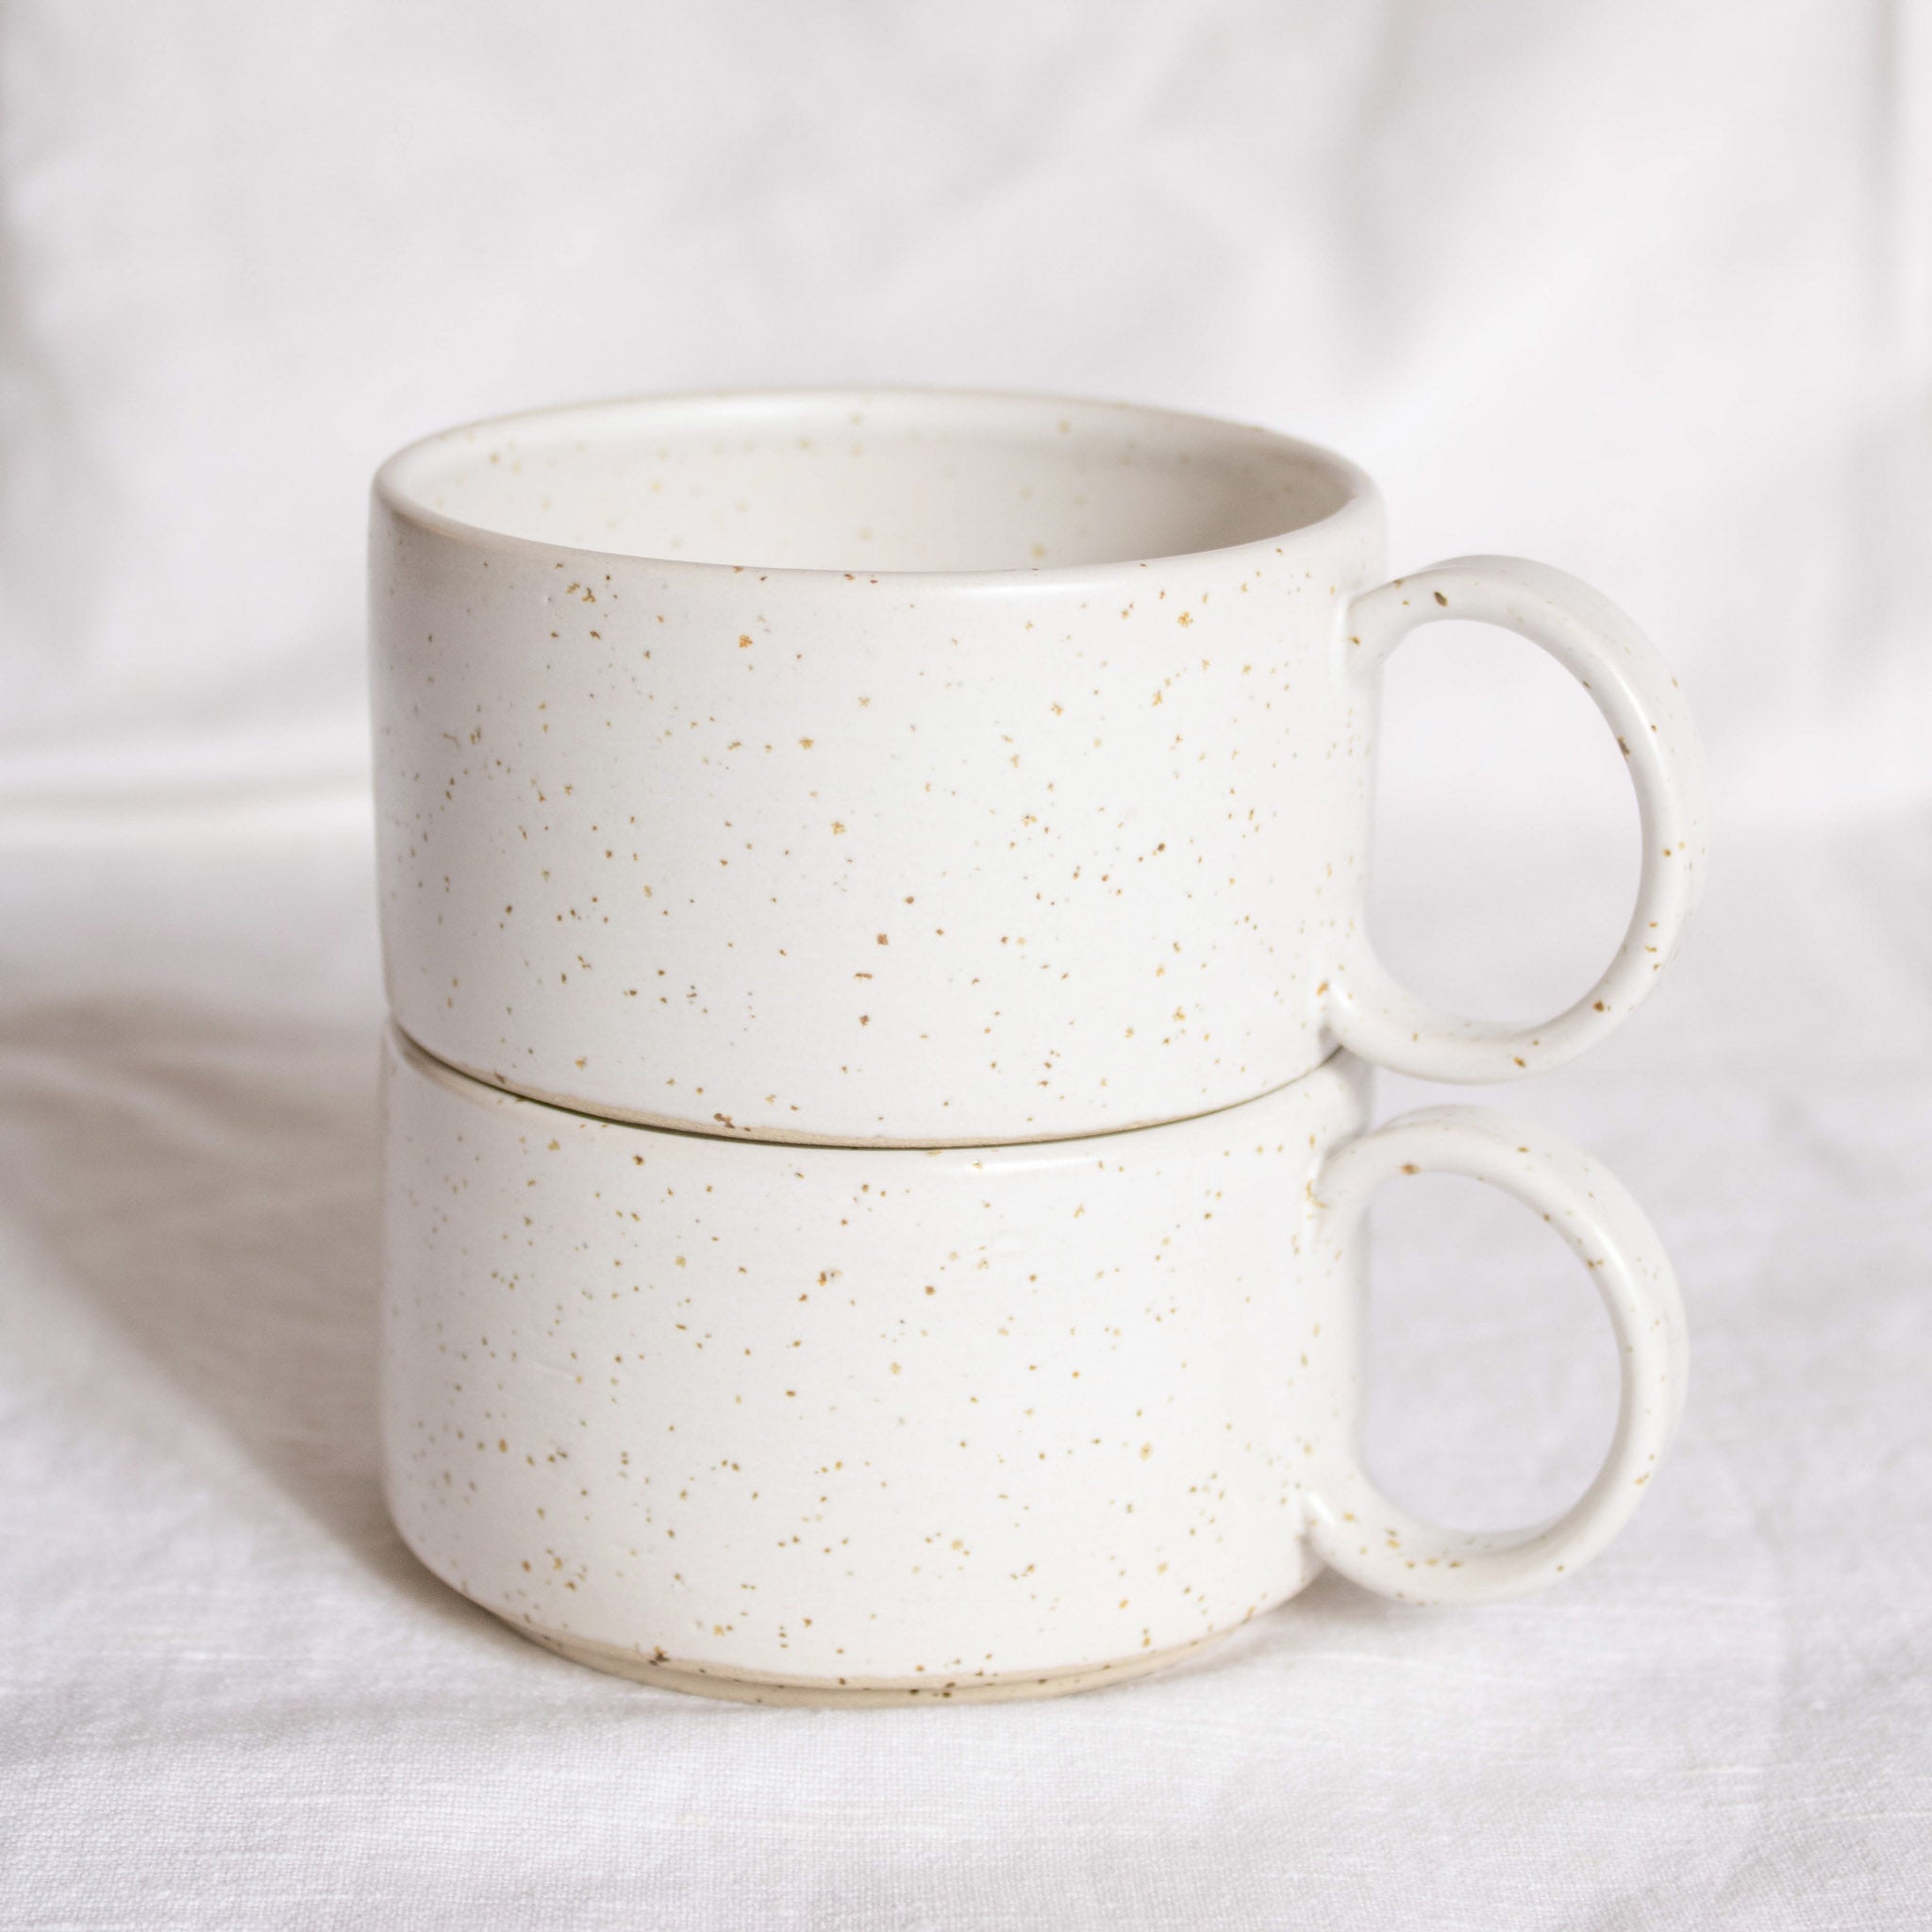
381;1027;1686;1702
371;391;1706;1145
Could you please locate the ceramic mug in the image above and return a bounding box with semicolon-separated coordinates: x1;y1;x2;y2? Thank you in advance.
381;1025;1686;1706
371;390;1707;1148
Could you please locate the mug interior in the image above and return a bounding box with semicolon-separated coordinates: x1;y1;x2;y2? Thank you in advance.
377;390;1367;575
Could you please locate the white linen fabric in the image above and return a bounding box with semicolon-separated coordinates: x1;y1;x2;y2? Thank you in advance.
1;2;1926;1925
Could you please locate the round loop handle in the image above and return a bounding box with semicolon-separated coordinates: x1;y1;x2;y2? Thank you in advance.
1330;556;1707;1082
1305;1106;1687;1607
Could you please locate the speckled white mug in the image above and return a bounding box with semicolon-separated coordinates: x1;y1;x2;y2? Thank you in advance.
371;390;1707;1148
381;1026;1686;1705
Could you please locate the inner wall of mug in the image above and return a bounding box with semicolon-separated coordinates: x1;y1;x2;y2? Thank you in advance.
378;391;1364;575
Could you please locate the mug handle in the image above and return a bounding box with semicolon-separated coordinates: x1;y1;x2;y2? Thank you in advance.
1303;1105;1687;1606
1328;556;1707;1081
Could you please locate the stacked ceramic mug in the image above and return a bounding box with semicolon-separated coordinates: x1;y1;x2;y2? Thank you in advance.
370;391;1706;1705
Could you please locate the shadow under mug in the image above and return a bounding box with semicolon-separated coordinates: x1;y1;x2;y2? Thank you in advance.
381;1026;1686;1706
372;389;1707;1147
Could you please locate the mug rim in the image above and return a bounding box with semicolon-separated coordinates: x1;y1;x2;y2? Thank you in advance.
372;386;1382;590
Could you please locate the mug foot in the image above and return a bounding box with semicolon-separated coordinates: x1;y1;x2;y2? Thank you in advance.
497;1612;1233;1707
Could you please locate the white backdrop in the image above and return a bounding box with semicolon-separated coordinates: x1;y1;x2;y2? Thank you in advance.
2;4;1928;1927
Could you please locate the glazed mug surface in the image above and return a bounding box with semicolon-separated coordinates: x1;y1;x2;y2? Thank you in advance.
381;1027;1686;1706
371;390;1707;1147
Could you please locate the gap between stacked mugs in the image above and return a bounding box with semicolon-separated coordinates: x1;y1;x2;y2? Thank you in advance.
369;389;1707;1702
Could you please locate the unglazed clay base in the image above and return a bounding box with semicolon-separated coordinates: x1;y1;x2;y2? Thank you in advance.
508;1611;1235;1707
415;1045;1304;1152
